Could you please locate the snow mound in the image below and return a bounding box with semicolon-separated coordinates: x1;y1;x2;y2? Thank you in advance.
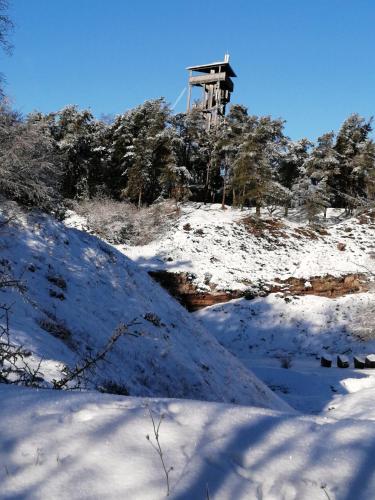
0;206;288;411
122;203;375;291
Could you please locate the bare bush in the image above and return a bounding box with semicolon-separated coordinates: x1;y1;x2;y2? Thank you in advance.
0;102;63;211
0;304;44;386
73;197;179;245
146;407;174;497
37;317;71;342
52;320;140;390
97;380;129;396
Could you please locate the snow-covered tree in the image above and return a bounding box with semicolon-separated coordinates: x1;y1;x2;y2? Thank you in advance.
35;106;109;200
292;133;339;221
232;115;286;214
334;114;374;212
0;102;61;210
110;99;171;207
0;0;13;97
169;109;208;199
277;138;312;215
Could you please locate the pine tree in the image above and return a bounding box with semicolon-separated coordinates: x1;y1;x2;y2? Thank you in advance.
334;114;373;212
159;140;192;206
278;138;312;215
169;109;207;200
213;105;249;206
232;115;286;214
293;175;330;223
110;99;171;207
292;133;338;222
38;106;108;200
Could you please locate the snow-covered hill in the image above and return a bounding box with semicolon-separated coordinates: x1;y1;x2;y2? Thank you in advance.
0;204;288;410
4;202;375;499
122;203;375;292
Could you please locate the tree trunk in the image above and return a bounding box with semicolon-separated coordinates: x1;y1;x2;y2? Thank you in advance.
256;204;261;217
221;176;226;210
284;205;289;217
137;189;142;210
204;161;211;205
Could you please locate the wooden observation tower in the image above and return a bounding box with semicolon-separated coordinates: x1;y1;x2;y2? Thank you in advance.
186;54;236;130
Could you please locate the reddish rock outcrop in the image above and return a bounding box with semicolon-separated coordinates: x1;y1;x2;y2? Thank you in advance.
270;274;367;298
149;271;369;311
148;271;241;311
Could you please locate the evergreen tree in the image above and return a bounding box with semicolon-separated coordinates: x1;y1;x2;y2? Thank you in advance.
159;133;192;206
334;114;373;212
278;138;312;215
293;133;339;221
293;175;330;223
169;109;208;199
110;99;171;206
37;106;108;200
213;105;249;206
232;115;286;214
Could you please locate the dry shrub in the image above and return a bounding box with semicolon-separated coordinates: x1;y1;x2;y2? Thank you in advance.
73;197;179;245
37;318;71;341
240;216;288;238
293;227;320;240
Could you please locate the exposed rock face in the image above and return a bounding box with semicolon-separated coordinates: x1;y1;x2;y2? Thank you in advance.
270;274;368;298
148;271;242;311
149;270;369;311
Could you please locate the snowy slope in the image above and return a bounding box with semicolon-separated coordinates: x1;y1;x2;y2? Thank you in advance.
0;204;288;410
195;293;375;360
2;384;375;500
195;292;375;413
121;203;375;291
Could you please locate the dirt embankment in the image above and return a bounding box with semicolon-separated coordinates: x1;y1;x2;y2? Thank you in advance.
149;270;369;311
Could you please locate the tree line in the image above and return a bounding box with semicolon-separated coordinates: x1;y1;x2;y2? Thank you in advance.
1;97;374;220
1;2;374;220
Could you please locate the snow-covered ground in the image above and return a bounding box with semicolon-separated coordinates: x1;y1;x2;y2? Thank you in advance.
121;203;375;291
3;202;375;499
2;384;375;500
0;204;286;410
195;293;375;413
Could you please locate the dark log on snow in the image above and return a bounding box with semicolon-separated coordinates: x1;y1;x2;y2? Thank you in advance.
354;356;365;369
321;355;332;368
365;355;375;368
337;355;349;368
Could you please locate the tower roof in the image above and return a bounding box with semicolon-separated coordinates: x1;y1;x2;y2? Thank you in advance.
186;57;236;78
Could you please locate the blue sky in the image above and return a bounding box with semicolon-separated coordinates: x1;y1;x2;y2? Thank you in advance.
1;0;374;140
